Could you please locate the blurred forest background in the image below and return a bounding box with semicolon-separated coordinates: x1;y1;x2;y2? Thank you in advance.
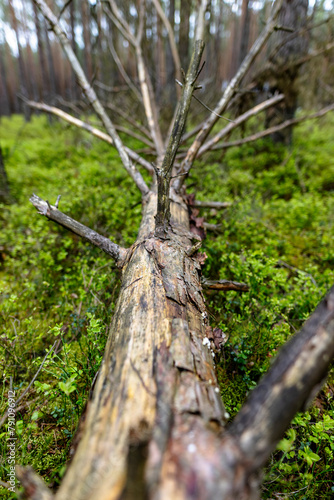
1;1;334;499
0;0;333;123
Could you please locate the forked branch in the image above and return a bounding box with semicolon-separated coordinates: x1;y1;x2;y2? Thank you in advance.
106;0;164;157
30;194;127;265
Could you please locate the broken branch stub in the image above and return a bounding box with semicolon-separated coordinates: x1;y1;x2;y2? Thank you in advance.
155;40;205;238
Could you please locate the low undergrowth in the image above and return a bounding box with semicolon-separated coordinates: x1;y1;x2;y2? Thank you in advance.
0;113;333;499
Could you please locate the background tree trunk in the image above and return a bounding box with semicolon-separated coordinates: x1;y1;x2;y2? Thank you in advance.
32;0;50;102
265;0;309;144
238;0;251;67
0;42;10;116
8;0;31;120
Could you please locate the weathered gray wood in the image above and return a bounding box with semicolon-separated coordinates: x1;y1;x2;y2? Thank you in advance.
29;194;127;264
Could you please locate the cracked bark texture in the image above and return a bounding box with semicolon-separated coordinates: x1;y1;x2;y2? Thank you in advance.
52;193;228;500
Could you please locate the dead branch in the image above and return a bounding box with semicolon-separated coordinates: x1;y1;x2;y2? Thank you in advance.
114;125;155;149
203;222;222;232
195;0;210;42
0;397;40;429
247;40;334;94
193;200;232;209
276;259;317;286
15;341;57;408
208;104;334;152
197;94;284;157
228;284;334;471
202;279;249;292
32;0;149;197
155;40;205;237
94;81;134;93
29;194;127;265
173;0;284;191
104;102;152;140
16;466;54;500
24;99;154;175
283;40;334;71
268;16;332;63
105;2;136;46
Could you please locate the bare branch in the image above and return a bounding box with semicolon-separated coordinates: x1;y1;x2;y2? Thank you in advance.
202;278;249;292
0;343;56;428
203;222;222;232
283;40;334;71
228;285;334;471
114;125;155;149
155;40;205;237
15;341;57;407
248;40;334;94
197;94;284;158
24;99;154;175
193;200;232;209
136;44;165;157
207;104;334;152
30;194;127;264
174;0;284;191
32;0;149;196
94;81;135;93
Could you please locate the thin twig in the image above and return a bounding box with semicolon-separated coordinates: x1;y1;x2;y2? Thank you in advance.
22;98;154;175
30;193;128;264
0;343;57;429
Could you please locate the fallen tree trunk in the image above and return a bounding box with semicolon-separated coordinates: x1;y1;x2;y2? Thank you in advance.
18;1;334;498
29;191;231;500
24;190;334;500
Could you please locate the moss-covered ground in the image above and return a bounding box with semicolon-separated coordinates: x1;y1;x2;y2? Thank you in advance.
0;114;333;499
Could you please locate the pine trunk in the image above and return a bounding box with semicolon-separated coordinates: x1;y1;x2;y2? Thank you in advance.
265;0;309;144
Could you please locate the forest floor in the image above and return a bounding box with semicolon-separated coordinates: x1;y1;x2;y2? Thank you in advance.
0;113;334;499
